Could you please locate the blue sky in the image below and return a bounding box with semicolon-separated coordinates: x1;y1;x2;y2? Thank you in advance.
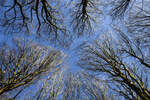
0;1;111;98
0;0;131;81
0;0;149;99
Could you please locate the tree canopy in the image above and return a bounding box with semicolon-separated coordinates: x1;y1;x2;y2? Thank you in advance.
0;0;150;100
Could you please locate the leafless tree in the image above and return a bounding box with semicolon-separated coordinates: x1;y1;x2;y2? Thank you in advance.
69;0;101;36
62;72;114;100
0;40;62;98
0;0;66;39
111;0;131;18
78;31;150;100
34;67;65;100
126;1;150;50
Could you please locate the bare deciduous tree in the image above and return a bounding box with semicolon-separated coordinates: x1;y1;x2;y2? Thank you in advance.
0;40;62;97
78;32;150;100
111;0;131;18
69;0;101;36
0;0;66;38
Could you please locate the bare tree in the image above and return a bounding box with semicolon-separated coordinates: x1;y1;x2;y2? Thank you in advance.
69;0;101;36
0;40;62;97
0;0;66;38
62;72;114;100
110;0;131;18
34;67;65;100
126;1;150;49
78;32;150;100
80;72;115;100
